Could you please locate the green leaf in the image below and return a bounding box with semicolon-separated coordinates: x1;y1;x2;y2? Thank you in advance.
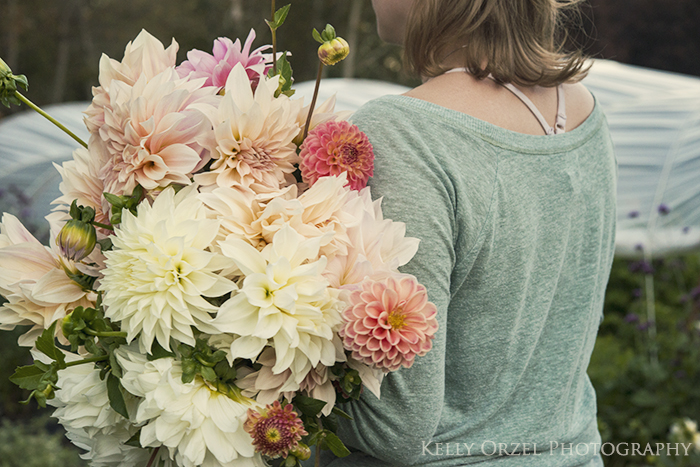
14;74;28;91
9;365;46;391
125;430;142;448
312;28;323;44
96;237;113;252
331;406;353;420
103;192;125;209
294;394;327;418
200;366;217;382
274;4;291;28
321;413;338;433
148;340;176;360
322;431;350;457
36;322;66;368
69;200;80;219
107;373;129;419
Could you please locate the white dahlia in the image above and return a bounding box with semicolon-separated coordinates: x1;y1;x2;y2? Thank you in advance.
214;224;344;382
117;347;264;467
99;186;235;353
46;353;155;467
193;63;302;192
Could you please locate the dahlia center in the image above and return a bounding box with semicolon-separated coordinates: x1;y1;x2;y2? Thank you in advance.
238;146;275;171
387;308;406;330
340;143;360;166
265;427;281;443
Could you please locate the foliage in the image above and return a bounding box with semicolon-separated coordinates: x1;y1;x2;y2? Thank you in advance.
0;415;86;467
590;253;700;467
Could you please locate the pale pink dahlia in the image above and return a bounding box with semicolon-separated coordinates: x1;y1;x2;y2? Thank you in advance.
244;401;307;459
299;120;374;191
340;273;438;372
177;30;272;90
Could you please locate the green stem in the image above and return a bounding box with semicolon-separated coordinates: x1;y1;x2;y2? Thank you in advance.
85;329;128;338
13;91;88;149
91;221;114;231
65;355;108;367
271;0;278;76
303;62;324;141
145;447;160;467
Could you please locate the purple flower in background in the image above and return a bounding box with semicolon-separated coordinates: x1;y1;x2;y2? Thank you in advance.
177;29;272;90
690;286;700;301
628;260;654;275
637;320;653;331
624;313;640;323
658;203;671;215
683;226;691;234
632;288;643;299
634;243;644;252
628;210;640;218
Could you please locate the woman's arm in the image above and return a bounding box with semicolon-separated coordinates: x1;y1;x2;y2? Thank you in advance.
326;105;457;466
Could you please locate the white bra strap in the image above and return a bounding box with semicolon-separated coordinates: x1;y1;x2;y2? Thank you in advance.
443;67;566;135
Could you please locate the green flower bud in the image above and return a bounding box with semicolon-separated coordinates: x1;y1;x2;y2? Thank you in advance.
0;57;28;108
56;219;97;262
318;37;350;66
290;442;312;461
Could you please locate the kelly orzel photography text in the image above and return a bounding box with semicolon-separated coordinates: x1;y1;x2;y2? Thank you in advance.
421;441;698;457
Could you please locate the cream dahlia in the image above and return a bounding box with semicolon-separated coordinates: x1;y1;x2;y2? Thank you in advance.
340;273;438;372
200;174;352;259
0;213;94;346
117;347;263;467
323;187;419;288
214;224;343;381
95;68;218;197
193;63;302;192
99;186;235;353
177;30;272;91
84;29;178;136
299;120;374;191
52;143;111;229
244;400;307;459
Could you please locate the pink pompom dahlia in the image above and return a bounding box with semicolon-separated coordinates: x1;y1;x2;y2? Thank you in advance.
244;400;308;459
299;120;374;191
177;29;272;90
340;273;438;372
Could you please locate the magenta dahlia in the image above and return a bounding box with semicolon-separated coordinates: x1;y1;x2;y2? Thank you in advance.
299;120;374;191
244;400;308;459
340;273;439;372
176;29;272;90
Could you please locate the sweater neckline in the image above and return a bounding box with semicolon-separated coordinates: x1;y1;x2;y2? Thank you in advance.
373;93;605;155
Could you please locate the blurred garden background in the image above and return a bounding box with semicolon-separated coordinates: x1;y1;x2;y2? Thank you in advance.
1;0;700;466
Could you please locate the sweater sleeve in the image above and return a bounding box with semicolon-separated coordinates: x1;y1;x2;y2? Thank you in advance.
323;102;457;466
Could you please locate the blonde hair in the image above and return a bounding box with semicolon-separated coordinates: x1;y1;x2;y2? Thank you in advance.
404;0;590;87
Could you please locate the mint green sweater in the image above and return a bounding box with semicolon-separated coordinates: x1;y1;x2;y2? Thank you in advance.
315;94;617;467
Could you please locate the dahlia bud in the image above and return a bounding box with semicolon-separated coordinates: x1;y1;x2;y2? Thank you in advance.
0;57;28;108
289;442;312;461
318;38;349;66
313;24;349;66
56;219;97;262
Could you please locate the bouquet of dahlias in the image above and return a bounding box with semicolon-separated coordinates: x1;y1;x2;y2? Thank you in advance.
0;5;438;467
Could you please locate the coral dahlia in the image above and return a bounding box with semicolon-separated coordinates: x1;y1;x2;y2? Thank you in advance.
299;120;374;191
244;400;307;459
340;273;438;372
